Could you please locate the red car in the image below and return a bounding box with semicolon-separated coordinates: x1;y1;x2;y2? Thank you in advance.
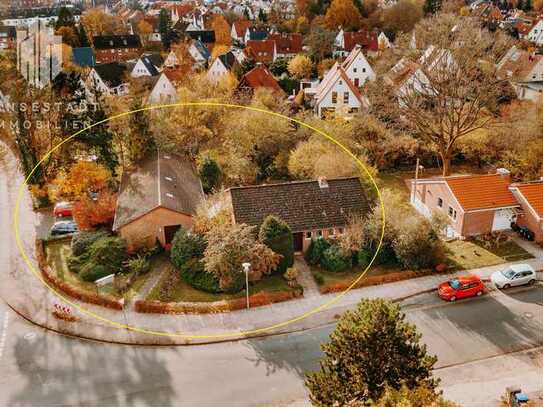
438;275;485;302
53;201;73;218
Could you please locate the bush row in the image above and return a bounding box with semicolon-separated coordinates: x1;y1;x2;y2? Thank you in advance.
134;289;302;315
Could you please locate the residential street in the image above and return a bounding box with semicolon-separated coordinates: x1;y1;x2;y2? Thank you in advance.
1;286;543;406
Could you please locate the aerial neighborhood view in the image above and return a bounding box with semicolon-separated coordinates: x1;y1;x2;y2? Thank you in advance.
0;0;543;405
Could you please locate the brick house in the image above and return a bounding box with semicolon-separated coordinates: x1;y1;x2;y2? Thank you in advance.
410;170;519;238
112;152;205;251
245;39;277;64
229;177;370;253
510;182;543;242
93;35;143;64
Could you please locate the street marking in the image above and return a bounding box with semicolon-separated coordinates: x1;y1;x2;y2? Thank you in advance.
0;312;9;360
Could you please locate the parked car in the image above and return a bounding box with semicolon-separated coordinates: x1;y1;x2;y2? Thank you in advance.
438;275;485;302
53;201;73;217
491;264;537;289
50;220;78;236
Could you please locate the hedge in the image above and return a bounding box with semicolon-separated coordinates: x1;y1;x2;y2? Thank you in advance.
71;236;127;282
180;258;221;293
171;228;207;269
321;244;352;272
305;238;331;265
259;216;294;274
71;231;108;257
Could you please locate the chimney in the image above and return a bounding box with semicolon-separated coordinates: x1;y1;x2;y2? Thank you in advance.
318;176;329;189
496;168;511;182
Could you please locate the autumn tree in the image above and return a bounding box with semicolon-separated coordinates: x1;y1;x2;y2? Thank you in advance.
56;26;79;47
288;54;313;79
377;15;512;175
211;14;232;45
305;25;335;62
51;161;112;201
324;0;362;31
55;6;76;31
137;20;153;45
383;0;424;35
370;384;457;406
305;299;438;406
159;8;173;49
81;8;124;38
73;191;117;230
203;223;281;292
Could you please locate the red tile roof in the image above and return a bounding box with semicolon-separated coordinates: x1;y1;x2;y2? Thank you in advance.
343;30;378;52
445;174;518;211
516;183;543;217
268;33;303;55
239;64;283;93
245;40;276;63
232;20;252;37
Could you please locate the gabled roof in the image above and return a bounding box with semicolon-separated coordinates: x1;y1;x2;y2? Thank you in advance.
314;65;364;106
341;30;378;52
139;53;163;76
93;35;142;50
342;44;369;71
72;47;95;68
218;51;237;70
497;46;543;83
514;182;543;218
268;33;303;54
385;57;421;89
232;19;252;37
113;152;204;231
93;62;128;88
229;177;370;232
246;27;268;41
445;174;518;211
239;64;282;93
191;39;211;60
245;39;275;63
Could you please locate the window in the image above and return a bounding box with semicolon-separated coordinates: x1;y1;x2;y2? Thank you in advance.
448;206;457;220
353;67;357;73
362;67;366;73
305;231;312;239
331;91;337;104
354;78;359;87
343;92;349;104
437;198;443;207
317;230;323;237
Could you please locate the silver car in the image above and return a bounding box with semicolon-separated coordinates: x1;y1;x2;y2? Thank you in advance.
490;264;537;289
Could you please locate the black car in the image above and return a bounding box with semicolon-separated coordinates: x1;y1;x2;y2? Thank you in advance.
50;221;78;236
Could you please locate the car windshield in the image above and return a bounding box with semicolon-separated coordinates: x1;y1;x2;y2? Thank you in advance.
448;279;461;290
501;268;516;279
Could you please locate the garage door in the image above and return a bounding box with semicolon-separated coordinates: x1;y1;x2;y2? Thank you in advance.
492;209;513;231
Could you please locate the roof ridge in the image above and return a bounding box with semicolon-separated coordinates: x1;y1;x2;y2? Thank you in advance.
228;177;360;191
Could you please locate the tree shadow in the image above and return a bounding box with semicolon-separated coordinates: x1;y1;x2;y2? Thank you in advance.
8;334;176;407
244;328;330;379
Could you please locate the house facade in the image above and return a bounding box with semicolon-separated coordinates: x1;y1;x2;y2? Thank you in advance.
229;177;370;253
411;170;519;238
113;152;204;251
88;62;130;97
526;19;543;45
207;51;238;84
497;46;543;101
245;39;277;64
93;35;143;64
334;29;379;57
510;182;543;242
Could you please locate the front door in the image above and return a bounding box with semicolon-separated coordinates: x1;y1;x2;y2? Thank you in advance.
164;225;181;247
293;232;304;253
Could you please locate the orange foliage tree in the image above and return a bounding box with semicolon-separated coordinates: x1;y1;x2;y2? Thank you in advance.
211;15;232;46
324;0;362;31
73;191;117;231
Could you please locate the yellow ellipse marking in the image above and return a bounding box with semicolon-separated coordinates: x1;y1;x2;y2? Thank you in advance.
13;102;386;340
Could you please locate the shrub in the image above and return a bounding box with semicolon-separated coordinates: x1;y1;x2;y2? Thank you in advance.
71;230;108;257
199;157;222;194
356;249;372;268
126;255;150;276
305;238;331;265
258;215;294;274
321;244;352;272
171;227;207;269
180;258;221;293
80;263;111;282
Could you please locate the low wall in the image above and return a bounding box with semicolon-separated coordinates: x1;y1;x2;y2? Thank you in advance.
36;239;124;311
134;289;303;315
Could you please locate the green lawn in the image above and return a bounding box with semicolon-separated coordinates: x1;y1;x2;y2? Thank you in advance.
147;261;295;303
44;240;153;300
444;239;533;271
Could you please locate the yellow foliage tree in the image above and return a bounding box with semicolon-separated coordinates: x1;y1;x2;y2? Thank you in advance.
211;14;232;45
137;20;153;44
324;0;362;31
51;161;112;202
81;8;124;38
288;54;313;79
211;44;230;59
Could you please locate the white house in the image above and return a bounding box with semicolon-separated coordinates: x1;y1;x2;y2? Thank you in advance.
188;40;211;68
164;50;180;69
130;54;162;78
231;20;252;44
526;19;543;46
88;63;130;97
207;51;238;84
148;71;179;104
341;44;376;87
496;45;543;101
313;63;368;118
378;32;392;50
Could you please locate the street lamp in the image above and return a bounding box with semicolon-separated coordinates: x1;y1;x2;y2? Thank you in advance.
242;262;251;310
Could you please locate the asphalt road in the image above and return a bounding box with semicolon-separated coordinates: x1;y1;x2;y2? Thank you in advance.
1;286;543;407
